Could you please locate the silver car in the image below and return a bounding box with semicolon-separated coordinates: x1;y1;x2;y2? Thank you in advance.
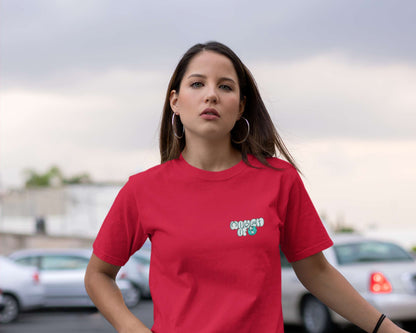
9;248;140;308
0;291;4;311
281;234;416;333
0;256;44;323
123;245;151;300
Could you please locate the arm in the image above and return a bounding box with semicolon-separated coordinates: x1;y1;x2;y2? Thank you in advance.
84;254;152;333
291;252;408;333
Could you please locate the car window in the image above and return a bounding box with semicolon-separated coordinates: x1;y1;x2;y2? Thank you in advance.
40;255;90;271
280;249;292;268
334;241;414;265
14;256;41;268
133;255;150;265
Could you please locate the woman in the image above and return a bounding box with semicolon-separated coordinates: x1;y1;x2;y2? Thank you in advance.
85;42;408;333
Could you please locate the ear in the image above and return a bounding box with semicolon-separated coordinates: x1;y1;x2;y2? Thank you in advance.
170;90;179;113
238;96;246;118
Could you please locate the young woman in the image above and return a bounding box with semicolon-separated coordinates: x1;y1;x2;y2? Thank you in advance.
85;42;408;333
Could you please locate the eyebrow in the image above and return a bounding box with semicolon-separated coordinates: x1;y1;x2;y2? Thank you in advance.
187;74;236;84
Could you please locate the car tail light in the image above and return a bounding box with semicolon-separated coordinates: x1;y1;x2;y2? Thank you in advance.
33;271;40;284
370;272;392;293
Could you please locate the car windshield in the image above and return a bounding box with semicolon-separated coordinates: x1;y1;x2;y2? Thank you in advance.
334;241;414;265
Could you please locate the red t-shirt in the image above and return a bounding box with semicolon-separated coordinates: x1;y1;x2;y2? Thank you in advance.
93;154;333;333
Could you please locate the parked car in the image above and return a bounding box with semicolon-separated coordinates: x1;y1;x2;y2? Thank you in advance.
0;256;44;323
9;248;140;309
123;243;151;300
0;290;4;312
281;234;416;333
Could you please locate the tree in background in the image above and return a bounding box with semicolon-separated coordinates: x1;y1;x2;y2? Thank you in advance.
63;173;92;185
24;166;92;188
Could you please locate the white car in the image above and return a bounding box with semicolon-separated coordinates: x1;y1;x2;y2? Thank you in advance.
9;248;140;309
281;234;416;333
0;256;44;323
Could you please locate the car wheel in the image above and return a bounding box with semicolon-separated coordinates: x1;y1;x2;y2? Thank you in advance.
301;295;335;333
0;294;20;324
124;286;141;308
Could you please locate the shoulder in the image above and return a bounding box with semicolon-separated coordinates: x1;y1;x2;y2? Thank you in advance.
244;155;301;191
267;156;297;171
247;155;298;176
128;159;177;185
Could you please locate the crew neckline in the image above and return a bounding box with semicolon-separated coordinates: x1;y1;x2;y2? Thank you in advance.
177;153;248;181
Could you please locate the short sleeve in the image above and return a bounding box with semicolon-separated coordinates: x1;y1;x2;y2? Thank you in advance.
93;178;148;266
279;171;333;262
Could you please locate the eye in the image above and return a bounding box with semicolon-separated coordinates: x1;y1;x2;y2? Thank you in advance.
190;81;204;88
219;84;232;91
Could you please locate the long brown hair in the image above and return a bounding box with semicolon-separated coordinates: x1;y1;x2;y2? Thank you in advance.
159;41;298;171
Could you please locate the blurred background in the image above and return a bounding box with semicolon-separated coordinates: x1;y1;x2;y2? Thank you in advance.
1;1;415;250
1;1;416;331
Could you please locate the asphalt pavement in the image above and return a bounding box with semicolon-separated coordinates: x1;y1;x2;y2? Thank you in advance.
1;300;153;333
1;299;415;333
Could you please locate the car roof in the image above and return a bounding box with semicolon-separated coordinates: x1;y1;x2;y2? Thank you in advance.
9;248;92;259
330;233;409;248
331;233;368;244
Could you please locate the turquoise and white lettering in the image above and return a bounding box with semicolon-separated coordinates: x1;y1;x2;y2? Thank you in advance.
230;217;264;237
237;228;247;236
230;221;238;230
248;225;257;236
257;217;264;227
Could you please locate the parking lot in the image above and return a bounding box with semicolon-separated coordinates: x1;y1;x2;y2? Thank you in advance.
0;300;153;333
2;299;415;333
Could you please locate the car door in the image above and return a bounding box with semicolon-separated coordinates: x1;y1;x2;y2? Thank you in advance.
280;250;305;324
39;254;90;306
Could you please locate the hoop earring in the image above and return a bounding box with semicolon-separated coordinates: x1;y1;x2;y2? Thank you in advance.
231;117;250;144
172;113;184;139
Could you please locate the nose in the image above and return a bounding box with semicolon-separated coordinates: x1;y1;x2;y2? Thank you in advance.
205;87;218;104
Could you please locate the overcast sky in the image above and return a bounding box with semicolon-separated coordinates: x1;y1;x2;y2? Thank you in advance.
1;0;415;235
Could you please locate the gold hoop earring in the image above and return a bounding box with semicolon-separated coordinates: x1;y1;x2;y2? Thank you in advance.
231;117;250;144
172;113;184;139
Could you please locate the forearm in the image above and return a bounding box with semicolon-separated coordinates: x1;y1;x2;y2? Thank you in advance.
85;269;151;333
300;264;390;332
292;253;408;333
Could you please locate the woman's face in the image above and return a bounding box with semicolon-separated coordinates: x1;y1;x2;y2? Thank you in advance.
170;51;245;143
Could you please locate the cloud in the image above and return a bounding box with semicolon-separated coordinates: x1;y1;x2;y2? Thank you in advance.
252;54;416;139
2;0;416;86
1;52;415;194
1;68;167;150
0;68;167;187
294;139;416;230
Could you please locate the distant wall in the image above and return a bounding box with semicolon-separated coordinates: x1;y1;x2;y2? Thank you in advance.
0;183;121;239
0;232;94;256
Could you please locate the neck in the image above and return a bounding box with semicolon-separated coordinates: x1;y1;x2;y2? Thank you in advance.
181;138;242;172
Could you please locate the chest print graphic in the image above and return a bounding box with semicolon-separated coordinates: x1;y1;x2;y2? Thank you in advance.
230;218;264;237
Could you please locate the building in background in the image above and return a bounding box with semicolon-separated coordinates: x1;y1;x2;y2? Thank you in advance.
0;183;122;238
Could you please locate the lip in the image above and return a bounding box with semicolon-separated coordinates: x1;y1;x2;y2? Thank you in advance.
200;108;220;119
